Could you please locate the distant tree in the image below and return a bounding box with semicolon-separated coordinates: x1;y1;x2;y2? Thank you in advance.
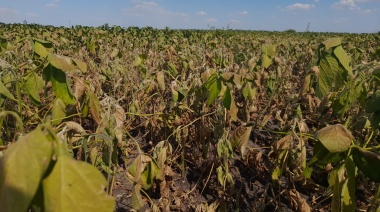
23;20;27;25
284;29;296;33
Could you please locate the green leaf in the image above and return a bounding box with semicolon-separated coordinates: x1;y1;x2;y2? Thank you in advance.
52;98;66;126
43;156;114;212
33;38;54;58
0;36;7;53
260;54;273;69
316;54;340;99
314;124;353;153
352;148;380;183
323;38;341;51
44;64;76;105
261;43;276;57
308;141;345;167
205;73;221;106
334;46;352;75
364;90;380;113
0;80;15;101
24;72;43;105
222;87;232;110
48;54;87;73
128;154;160;190
0;127;54;212
331;157;357;212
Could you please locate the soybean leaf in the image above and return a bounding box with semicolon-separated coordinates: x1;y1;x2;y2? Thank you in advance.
44;64;76;105
261;43;276;57
316;54;340;99
24;72;44;105
323;38;341;51
0;127;54;212
334;45;352;75
131;183;145;211
0;36;7;53
52;98;66;126
308;141;345;168
205;73;221;106
0;80;15;101
314;124;353;153
87;89;102;125
331;157;357;212
222;87;232;110
352;148;380;183
260;54;272;69
230;126;252;158
156;71;165;91
33;38;54;58
48;54;87;73
364;90;380;113
43;156;115;212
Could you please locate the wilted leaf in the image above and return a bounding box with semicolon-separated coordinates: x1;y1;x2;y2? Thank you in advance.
87;89;102;125
352;148;380;182
230;126;252;158
43;156;114;212
315;124;353;153
128;154;159;190
289;189;311;212
0;127;54;212
131;183;145;210
156;71;165;91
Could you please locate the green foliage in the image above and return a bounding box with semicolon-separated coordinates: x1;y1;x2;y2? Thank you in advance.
0;126;115;211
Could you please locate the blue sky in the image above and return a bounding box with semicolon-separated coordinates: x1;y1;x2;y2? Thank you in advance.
0;0;379;33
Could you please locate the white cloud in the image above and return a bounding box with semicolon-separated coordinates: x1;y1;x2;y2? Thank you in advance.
238;11;248;15
45;0;60;7
332;0;374;13
286;3;315;10
206;18;218;23
124;1;187;18
197;11;207;16
0;8;18;21
26;13;38;17
122;1;189;28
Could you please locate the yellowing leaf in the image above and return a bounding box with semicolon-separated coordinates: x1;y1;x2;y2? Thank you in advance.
43;156;115;212
0;127;54;212
33;38;54;58
48;54;87;73
156;71;165;91
24;72;44;105
230;126;252;158
52;98;66;126
87;89;102;125
315;124;353;153
0;80;15;101
323;38;341;50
